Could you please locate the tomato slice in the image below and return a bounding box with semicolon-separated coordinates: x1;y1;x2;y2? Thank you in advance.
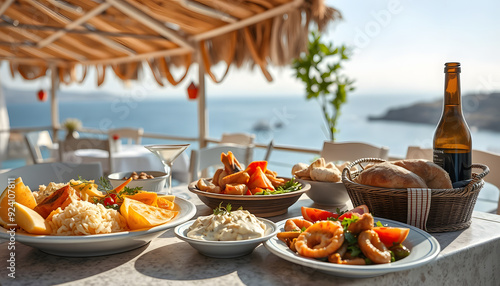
301;207;339;222
301;205;371;223
372;227;410;248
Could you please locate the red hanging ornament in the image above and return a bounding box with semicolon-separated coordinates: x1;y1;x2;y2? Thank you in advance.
187;81;199;100
37;89;47;102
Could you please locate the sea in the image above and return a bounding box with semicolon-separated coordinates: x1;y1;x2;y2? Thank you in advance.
6;93;500;167
5;93;500;211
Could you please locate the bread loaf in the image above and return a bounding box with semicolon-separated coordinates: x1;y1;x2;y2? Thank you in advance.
354;159;453;189
391;159;453;189
354;162;427;188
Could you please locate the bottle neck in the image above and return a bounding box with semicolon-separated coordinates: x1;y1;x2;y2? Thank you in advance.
444;72;461;107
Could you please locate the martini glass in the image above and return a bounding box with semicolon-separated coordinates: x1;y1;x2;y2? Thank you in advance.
145;144;190;195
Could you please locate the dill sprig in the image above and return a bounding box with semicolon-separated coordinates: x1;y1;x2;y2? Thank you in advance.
213;202;242;215
98;177;113;193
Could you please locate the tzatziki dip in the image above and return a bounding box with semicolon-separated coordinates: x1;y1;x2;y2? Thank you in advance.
187;209;266;241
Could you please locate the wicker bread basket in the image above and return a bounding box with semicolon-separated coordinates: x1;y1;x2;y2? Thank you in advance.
342;158;489;233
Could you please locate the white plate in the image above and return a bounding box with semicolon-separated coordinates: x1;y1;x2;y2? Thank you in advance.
175;218;279;258
0;197;196;257
264;217;440;278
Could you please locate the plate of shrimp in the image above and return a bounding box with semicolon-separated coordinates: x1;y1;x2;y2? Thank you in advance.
263;215;440;278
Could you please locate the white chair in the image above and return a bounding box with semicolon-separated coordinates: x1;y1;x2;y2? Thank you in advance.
189;144;252;182
24;130;58;164
220;132;255;162
473;149;500;214
405;146;500;214
108;128;144;145
405;146;433;160
220;133;255;146
59;138;113;175
320;141;389;163
0;162;103;190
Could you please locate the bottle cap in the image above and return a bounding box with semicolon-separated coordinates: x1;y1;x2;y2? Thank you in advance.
444;62;461;73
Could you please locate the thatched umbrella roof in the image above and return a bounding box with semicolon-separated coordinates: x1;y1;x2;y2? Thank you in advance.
0;0;340;148
1;0;339;86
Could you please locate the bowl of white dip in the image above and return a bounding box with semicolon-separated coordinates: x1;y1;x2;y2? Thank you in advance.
174;209;279;258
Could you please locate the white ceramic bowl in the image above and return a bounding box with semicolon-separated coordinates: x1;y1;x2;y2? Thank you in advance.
108;171;167;193
174;218;279;258
188;178;309;217
297;178;349;206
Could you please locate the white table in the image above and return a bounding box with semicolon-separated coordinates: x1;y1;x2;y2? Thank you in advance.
1;186;499;286
63;144;189;179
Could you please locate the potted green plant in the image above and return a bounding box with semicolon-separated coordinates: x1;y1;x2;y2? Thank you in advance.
62;118;82;139
292;31;355;141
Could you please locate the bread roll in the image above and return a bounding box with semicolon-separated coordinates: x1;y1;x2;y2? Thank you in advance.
292;163;309;177
354;162;427;189
310;166;342;182
391;159;452;189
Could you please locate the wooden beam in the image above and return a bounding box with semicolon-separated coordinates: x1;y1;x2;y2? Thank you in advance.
0;0;14;15
0;30;56;59
28;0;135;56
0;56;66;66
106;0;195;51
5;26;87;61
0;23;165;40
191;0;303;41
37;2;112;48
45;0;83;14
177;0;238;23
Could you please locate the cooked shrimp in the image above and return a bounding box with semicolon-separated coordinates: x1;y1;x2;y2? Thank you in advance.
295;221;344;258
328;242;366;265
347;213;374;234
358;230;392;264
277;231;301;243
284;218;313;232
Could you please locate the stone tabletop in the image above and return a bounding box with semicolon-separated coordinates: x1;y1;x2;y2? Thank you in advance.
1;186;500;286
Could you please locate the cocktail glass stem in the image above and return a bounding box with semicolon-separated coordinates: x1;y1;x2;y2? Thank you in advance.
164;163;172;195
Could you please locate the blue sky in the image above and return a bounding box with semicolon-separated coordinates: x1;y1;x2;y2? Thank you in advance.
2;0;500;100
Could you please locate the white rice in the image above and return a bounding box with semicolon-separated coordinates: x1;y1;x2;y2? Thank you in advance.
48;200;128;235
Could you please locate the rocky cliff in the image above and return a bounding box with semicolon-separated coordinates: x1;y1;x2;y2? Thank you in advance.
368;93;500;132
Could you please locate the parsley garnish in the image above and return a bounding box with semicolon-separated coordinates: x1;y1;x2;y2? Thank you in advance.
92;177;143;209
341;214;359;231
213;202;243;215
254;178;302;195
347;244;362;257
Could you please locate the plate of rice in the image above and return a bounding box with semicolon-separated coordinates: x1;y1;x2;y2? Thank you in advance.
0;197;196;257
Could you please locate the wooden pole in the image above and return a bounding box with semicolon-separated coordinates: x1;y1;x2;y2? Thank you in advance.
50;64;60;142
196;45;207;149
